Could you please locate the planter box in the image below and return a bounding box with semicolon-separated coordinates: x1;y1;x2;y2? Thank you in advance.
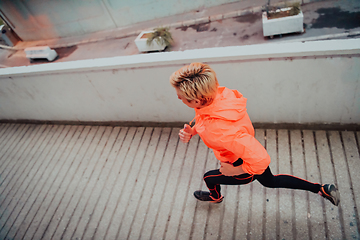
25;46;58;62
134;30;167;52
262;8;304;37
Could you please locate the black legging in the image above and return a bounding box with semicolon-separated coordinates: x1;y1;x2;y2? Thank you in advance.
203;166;321;200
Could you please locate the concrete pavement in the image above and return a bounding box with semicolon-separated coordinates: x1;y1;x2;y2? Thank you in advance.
0;0;360;68
0;123;359;239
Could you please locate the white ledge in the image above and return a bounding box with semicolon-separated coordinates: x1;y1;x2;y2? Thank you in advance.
0;38;359;78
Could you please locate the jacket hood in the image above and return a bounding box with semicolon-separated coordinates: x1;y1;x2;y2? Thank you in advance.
195;86;247;122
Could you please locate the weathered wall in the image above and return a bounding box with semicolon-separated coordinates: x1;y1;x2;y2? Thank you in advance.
0;39;359;125
0;0;239;41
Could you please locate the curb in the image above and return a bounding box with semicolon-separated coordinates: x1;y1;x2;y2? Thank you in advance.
277;31;360;43
169;6;263;29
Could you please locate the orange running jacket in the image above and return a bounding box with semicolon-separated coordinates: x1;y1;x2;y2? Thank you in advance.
193;86;271;175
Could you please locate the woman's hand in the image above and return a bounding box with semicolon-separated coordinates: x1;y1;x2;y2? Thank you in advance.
179;124;195;143
220;162;246;176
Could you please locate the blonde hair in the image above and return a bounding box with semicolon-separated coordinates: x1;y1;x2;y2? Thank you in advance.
169;62;219;105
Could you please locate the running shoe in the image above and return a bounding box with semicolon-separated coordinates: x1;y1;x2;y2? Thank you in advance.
193;190;224;203
320;184;340;206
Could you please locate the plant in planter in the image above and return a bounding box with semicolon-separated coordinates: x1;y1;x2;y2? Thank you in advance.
135;27;173;52
262;2;304;38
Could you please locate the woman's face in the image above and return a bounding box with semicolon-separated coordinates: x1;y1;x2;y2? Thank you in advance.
175;88;202;109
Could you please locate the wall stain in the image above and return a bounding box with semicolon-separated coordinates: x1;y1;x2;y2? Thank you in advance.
312;7;360;29
177;26;189;31
190;23;210;32
54;45;78;59
241;34;250;40
234;12;261;24
348;33;360;38
239;32;258;40
176;23;210;32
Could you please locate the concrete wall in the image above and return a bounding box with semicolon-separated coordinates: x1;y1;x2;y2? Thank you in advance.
0;0;239;41
0;39;359;125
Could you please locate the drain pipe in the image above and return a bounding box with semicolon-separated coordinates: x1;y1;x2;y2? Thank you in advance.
0;43;18;50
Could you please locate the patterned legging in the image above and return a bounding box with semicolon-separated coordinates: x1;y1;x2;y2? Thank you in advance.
203;166;321;200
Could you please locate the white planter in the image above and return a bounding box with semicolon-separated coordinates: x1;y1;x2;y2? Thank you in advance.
25;46;58;62
262;8;304;37
134;30;167;52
